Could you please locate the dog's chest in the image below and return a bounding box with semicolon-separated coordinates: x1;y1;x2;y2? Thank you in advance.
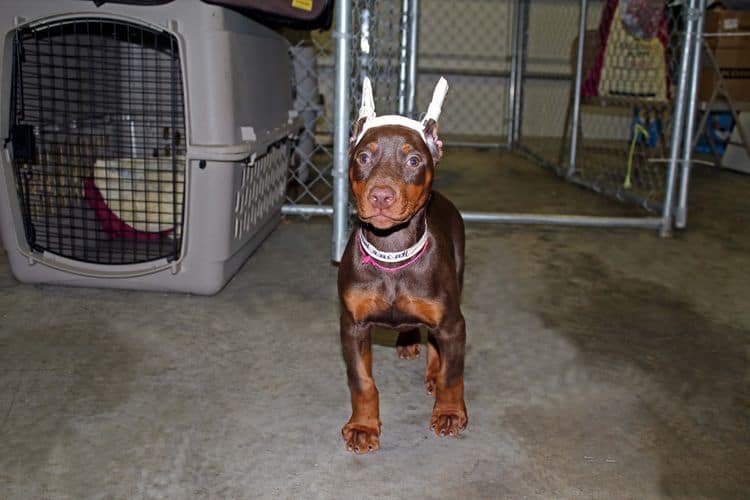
343;282;444;329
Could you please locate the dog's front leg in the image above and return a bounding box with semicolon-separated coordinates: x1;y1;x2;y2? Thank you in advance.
430;313;468;437
340;312;381;453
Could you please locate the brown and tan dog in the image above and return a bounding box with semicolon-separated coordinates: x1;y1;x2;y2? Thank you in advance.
337;78;467;454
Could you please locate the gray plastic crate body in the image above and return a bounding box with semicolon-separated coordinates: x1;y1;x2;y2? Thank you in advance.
0;0;298;294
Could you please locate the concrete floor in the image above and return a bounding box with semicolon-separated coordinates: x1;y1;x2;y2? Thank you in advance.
1;149;749;499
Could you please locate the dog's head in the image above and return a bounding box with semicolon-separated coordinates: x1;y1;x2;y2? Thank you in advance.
348;78;448;230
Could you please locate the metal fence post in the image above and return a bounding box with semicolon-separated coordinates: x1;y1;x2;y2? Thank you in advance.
676;0;706;229
506;0;521;149
661;0;697;237
512;0;528;145
566;0;589;177
406;0;419;117
398;0;419;117
398;0;410;115
332;0;353;262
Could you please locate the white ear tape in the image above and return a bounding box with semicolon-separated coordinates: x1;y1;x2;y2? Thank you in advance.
422;77;449;125
353;77;449;147
358;77;376;121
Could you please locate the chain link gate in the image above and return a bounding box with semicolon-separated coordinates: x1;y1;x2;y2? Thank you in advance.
289;0;705;261
511;0;705;236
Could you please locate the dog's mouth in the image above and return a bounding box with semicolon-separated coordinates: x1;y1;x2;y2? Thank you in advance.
360;213;408;228
357;209;410;229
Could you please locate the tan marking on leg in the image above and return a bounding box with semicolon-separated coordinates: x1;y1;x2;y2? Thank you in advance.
425;334;440;395
343;352;381;454
431;375;467;437
349;378;379;423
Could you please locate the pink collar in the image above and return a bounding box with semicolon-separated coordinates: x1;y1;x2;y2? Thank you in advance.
359;229;429;272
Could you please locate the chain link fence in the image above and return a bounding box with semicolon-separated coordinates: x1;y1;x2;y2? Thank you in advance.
286;31;334;207
286;0;703;258
286;0;691;213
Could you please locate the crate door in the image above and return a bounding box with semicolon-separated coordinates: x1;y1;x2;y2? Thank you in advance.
8;19;187;265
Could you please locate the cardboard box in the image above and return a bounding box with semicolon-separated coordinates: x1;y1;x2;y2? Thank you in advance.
699;10;750;102
722;111;750;174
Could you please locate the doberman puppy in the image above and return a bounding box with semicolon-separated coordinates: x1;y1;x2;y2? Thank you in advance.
337;78;467;454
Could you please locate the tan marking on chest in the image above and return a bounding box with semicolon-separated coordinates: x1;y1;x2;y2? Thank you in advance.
395;296;444;327
343;289;390;322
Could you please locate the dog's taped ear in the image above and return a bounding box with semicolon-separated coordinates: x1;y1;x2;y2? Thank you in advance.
351;77;377;146
422;77;448;125
423;119;443;164
421;77;448;165
350;117;368;146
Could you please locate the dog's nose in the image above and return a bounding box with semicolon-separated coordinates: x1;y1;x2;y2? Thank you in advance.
368;186;396;209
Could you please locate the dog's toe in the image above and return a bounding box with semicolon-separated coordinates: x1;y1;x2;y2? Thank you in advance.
342;423;381;454
429;408;468;438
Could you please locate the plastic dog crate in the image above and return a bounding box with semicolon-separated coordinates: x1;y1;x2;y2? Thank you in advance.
0;0;300;294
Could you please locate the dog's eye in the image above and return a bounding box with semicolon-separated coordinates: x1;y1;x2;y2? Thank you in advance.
358;152;370;164
407;156;420;167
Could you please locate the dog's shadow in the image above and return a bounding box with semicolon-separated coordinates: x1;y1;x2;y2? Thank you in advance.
372;326;427;348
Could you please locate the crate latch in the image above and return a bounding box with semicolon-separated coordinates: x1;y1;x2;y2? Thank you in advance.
240;126;259;167
243;152;258;168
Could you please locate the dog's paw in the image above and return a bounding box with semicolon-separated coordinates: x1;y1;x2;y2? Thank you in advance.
429;406;467;437
396;329;421;360
342;422;381;454
396;344;420;359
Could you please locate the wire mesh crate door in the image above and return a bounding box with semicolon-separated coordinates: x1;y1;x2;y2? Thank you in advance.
8;19;187;265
